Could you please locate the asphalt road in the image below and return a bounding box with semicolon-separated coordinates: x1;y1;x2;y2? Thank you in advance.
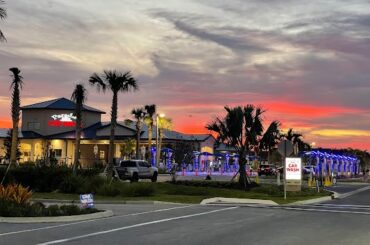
1;184;370;245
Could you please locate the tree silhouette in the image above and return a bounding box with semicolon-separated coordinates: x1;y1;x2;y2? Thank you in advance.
0;0;7;41
71;84;87;174
89;70;138;178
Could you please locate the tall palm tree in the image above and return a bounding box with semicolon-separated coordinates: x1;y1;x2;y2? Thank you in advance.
207;105;268;190
9;67;23;167
0;0;7;42
157;116;172;166
144;104;156;163
71;84;87;175
131;107;146;159
89;70;138;178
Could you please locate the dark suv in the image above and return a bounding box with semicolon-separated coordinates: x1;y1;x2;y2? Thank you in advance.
258;164;274;176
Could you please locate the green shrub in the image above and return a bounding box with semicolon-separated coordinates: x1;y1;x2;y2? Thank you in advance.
0;165;103;193
169;180;257;190
81;176;105;194
0;198;100;217
60;204;81;215
0;199;27;217
47;204;62;216
27;202;46;216
96;182;121;196
120;183;155;197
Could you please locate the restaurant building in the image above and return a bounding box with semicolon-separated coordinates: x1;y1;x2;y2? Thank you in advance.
0;98;215;166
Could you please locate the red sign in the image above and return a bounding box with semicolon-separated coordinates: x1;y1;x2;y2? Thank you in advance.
48;120;76;127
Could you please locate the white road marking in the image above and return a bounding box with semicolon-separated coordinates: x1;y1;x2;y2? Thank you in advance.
278;206;370;215
338;186;370;199
0;205;194;237
313;203;370;208
37;206;238;245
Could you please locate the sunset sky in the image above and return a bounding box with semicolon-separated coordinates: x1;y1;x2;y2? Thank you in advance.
0;0;369;150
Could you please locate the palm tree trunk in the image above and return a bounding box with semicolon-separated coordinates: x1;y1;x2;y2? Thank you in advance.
73;111;82;175
147;123;153;163
136;124;141;159
10;126;18;166
238;152;250;190
108;91;118;178
157;129;163;167
10;82;20;166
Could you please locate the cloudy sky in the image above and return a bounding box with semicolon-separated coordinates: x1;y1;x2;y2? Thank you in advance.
0;0;369;150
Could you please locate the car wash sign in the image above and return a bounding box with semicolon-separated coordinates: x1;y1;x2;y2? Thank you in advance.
48;113;76;127
285;157;302;187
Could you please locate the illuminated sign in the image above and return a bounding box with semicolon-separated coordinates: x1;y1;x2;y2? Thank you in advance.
48;113;77;127
285;157;302;181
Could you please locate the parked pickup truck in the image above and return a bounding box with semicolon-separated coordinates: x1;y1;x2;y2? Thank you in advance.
114;160;158;182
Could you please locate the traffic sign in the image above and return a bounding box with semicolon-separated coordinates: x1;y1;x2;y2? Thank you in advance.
277;140;293;157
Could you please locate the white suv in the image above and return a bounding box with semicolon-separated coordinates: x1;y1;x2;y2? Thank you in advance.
114;160;158;182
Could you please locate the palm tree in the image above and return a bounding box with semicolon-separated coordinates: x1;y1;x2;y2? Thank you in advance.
282;128;310;155
0;0;7;41
71;84;87;175
131;107;146;159
9;67;23;167
89;70;138;178
207;105;268;190
144;104;156;163
157;116;172;166
259;121;281;163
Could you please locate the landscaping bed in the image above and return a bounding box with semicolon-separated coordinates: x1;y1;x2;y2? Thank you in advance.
0;199;100;217
33;181;331;205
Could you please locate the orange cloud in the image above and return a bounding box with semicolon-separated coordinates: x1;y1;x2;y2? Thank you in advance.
264;101;362;118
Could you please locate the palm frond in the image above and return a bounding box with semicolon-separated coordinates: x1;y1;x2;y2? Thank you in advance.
89;73;106;92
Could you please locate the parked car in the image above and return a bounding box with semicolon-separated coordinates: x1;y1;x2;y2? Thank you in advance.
114;160;158;182
258;164;274;176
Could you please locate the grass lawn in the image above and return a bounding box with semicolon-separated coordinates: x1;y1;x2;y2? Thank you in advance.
32;182;331;205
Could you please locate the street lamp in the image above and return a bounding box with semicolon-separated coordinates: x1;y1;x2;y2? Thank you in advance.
155;113;165;167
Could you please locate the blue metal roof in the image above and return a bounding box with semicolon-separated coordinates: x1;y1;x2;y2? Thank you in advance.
0;128;43;139
21;98;105;114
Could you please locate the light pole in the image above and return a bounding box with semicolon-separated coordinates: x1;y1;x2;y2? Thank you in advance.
155;113;165;167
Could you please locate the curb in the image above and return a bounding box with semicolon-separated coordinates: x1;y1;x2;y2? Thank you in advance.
290;191;339;205
200;197;279;206
0;210;114;223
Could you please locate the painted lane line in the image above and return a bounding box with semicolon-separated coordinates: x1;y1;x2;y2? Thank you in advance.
313;203;370;208
0;205;194;237
338;186;370;199
294;205;370;210
38;206;238;245
279;206;370;215
207;203;370;215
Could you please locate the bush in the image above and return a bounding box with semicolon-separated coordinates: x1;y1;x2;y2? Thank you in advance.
120;183;155;197
58;175;85;194
96;182;121;196
0;199;100;217
169;180;258;190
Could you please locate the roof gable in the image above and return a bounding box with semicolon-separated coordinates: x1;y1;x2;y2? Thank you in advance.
21;98;105;114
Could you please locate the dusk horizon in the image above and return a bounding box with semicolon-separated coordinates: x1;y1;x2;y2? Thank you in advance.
0;0;369;151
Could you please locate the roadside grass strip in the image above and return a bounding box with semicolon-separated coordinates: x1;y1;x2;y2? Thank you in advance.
37;206;238;245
